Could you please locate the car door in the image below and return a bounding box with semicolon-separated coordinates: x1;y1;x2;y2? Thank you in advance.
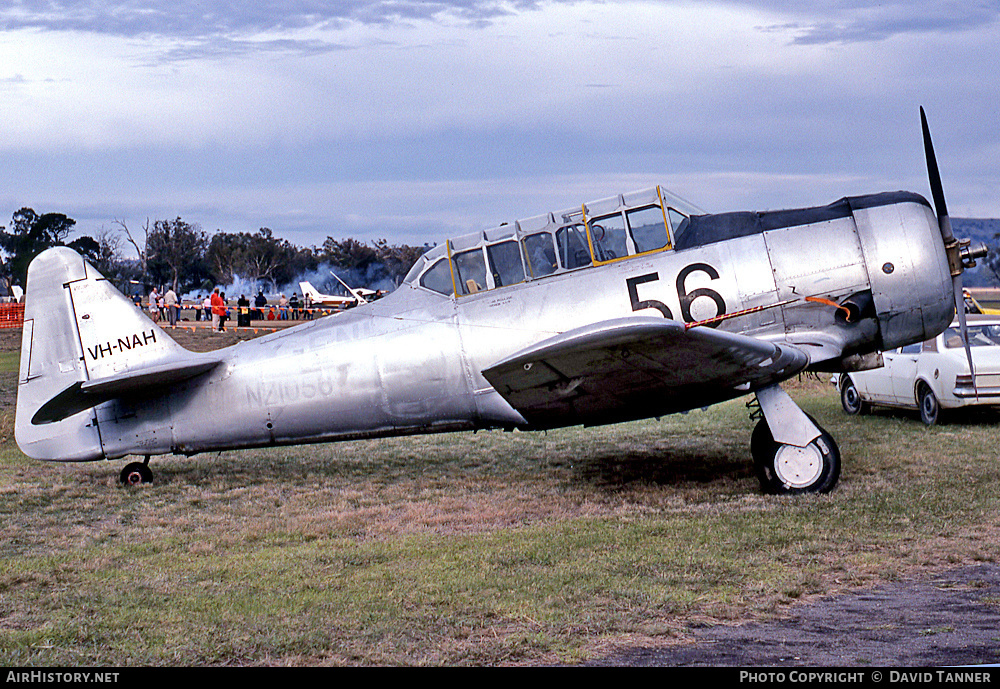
889;343;922;406
857;348;900;403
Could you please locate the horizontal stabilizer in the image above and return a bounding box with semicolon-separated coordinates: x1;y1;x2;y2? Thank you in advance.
32;355;224;425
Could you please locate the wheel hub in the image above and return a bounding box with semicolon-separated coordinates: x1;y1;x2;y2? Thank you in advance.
773;443;824;489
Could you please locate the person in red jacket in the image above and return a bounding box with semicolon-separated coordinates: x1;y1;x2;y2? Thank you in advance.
210;288;226;332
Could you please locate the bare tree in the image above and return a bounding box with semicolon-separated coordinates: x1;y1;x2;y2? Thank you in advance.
113;217;150;281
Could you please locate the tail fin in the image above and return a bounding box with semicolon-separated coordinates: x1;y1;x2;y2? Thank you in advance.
299;281;321;302
15;247;203;461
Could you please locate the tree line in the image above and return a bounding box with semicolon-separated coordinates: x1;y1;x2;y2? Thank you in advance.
0;208;430;297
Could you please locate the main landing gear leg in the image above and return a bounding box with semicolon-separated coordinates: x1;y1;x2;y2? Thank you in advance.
750;384;841;495
120;456;154;486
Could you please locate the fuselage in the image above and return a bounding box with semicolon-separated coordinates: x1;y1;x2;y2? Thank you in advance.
89;188;953;460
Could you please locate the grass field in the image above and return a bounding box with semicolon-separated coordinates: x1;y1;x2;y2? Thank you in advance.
2;328;999;666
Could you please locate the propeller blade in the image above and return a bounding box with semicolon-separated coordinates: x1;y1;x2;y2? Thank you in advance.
953;275;978;397
923;106;977;396
920;106;953;239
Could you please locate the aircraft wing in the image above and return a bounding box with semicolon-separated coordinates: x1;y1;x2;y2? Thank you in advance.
481;317;808;429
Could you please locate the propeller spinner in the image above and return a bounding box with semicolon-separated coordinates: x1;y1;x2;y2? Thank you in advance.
920;106;988;391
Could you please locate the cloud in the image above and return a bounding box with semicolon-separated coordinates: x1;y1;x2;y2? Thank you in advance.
0;1;334;36
6;1;998;47
0;1;552;63
0;1;539;38
748;1;1000;45
153;36;353;62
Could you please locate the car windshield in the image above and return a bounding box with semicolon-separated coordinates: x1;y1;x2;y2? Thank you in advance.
943;324;1000;348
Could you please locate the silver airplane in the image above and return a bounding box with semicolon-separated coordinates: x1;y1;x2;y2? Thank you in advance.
14;111;987;493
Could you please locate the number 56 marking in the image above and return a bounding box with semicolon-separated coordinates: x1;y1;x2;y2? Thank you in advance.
626;264;727;327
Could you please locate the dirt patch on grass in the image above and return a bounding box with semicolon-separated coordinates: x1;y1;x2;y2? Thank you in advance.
588;563;1000;666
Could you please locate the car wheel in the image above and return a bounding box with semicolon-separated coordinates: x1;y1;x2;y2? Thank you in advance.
840;375;868;415
918;383;940;426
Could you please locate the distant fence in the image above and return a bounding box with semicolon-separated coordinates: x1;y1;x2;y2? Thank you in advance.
0;303;24;329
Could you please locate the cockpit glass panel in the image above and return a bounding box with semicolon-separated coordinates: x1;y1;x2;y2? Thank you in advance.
419;258;454;296
555;224;592;269
404;259;424;285
627;205;670;253
453;248;488;295
522;232;558;277
487;240;525;288
588;212;628;262
415;186;697;292
668;208;690;246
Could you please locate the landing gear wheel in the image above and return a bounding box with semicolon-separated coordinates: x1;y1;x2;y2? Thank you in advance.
751;417;841;495
839;374;868;415
120;461;153;486
918;384;940;426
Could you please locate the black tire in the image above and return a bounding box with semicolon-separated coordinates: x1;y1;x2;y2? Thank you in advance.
751;417;841;495
918;383;940;426
840;375;868;415
120;461;153;486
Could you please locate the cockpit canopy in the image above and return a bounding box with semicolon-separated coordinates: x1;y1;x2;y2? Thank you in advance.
404;186;703;297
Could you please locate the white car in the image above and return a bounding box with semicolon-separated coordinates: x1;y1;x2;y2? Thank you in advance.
839;315;1000;425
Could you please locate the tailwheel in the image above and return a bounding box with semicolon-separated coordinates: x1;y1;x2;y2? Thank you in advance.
120;458;153;486
751;417;841;495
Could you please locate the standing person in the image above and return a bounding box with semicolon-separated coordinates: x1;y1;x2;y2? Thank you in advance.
303;292;313;320
219;292;229;331
164;286;178;327
210;288;225;332
237;294;250;327
148;287;160;322
278;293;288;320
254;290;266;321
289;292;300;320
202;293;212;327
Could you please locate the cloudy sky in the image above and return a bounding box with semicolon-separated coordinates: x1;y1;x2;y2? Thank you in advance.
1;1;998;249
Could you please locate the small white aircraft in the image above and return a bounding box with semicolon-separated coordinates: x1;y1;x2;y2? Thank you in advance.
298;272;374;309
13;109;988;494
